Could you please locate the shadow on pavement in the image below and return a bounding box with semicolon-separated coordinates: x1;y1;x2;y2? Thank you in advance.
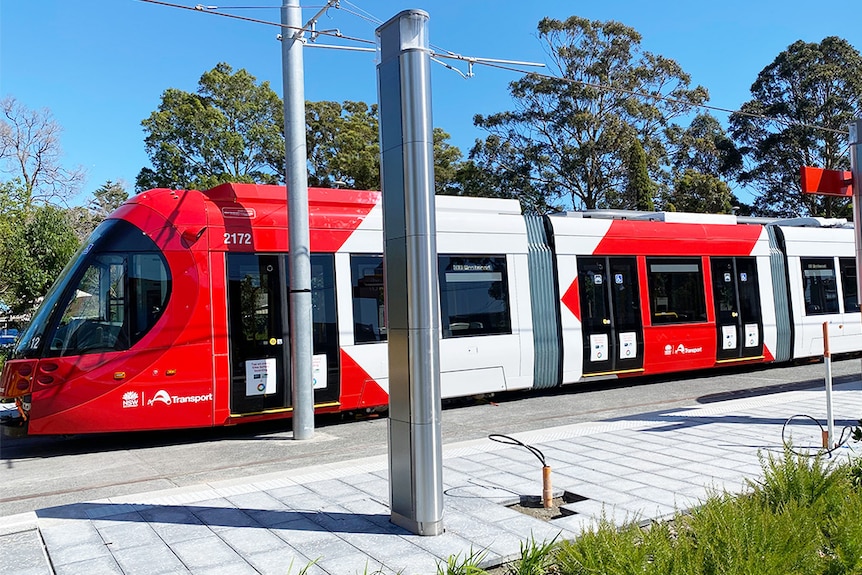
36;501;404;535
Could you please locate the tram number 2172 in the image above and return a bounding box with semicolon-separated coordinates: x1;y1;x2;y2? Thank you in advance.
224;232;252;245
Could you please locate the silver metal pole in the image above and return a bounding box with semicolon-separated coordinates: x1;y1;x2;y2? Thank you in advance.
850;120;862;383
281;0;314;440
822;322;835;448
377;9;443;536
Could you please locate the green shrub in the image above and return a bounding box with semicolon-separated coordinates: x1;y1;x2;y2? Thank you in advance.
748;446;842;515
555;449;862;575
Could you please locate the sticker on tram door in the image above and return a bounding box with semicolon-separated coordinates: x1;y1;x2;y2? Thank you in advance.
246;358;277;396
722;325;737;350
590;334;608;362
312;354;328;389
745;324;759;347
619;332;637;359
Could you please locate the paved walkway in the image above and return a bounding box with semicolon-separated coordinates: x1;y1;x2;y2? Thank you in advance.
3;379;861;575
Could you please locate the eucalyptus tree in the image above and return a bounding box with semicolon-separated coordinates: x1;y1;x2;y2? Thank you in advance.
730;37;862;217
471;16;708;212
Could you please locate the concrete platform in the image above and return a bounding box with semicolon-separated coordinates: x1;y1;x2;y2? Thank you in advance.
2;380;860;574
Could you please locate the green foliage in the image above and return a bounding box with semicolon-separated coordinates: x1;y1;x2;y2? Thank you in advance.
433;128;464;195
306;100;380;190
821;483;862;574
666;170;734;214
437;548;488;575
557;516;679;575
747;446;841;513
472;16;707;211
555;449;862;575
667;113;742;181
139;69;464;194
3;203;79;315
683;494;824;575
64;180;130;241
453;136;556;215
622;139;655;211
285;557;319;574
0;98;89;316
306;101;463;193
730;37;862;217
89;180;128;219
507;533;560;575
138;62;284;191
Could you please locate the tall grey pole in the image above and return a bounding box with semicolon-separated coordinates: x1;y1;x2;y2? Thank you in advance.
377;10;443;536
281;0;314;440
850;120;862;382
850;122;862;307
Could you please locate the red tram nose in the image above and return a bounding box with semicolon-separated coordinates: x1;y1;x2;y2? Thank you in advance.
0;359;36;398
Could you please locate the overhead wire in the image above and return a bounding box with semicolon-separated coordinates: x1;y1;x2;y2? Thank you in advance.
471;59;852;137
138;0;375;45
140;0;853;139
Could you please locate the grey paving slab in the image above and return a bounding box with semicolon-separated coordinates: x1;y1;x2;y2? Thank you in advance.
304;479;369;503
315;550;389;575
146;518;214;545
244;548;321;575
171;534;244;569
38;519;103;550
111;542;187;575
215;526;290;555
98;521;169;552
270;516;342;547
53;555;123;575
187;560;260;575
0;529;51;575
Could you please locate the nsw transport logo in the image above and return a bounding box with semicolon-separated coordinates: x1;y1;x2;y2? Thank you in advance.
148;390;173;406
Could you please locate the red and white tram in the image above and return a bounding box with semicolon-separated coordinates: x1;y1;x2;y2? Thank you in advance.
1;183;859;435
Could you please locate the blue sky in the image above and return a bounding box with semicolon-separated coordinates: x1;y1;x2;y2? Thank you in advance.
1;0;861;206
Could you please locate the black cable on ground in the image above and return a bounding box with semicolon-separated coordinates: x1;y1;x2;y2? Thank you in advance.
781;414;857;457
488;433;547;467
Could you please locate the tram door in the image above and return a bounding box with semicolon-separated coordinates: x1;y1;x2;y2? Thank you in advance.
578;257;644;375
710;257;764;361
227;253;340;415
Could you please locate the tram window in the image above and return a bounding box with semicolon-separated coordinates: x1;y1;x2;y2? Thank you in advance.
48;251;170;356
130;254;170;343
439;255;511;338
647;258;706;324
351;255;386;343
49;256;127;354
310;254;337;348
839;258;859;313
801;258;839;315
